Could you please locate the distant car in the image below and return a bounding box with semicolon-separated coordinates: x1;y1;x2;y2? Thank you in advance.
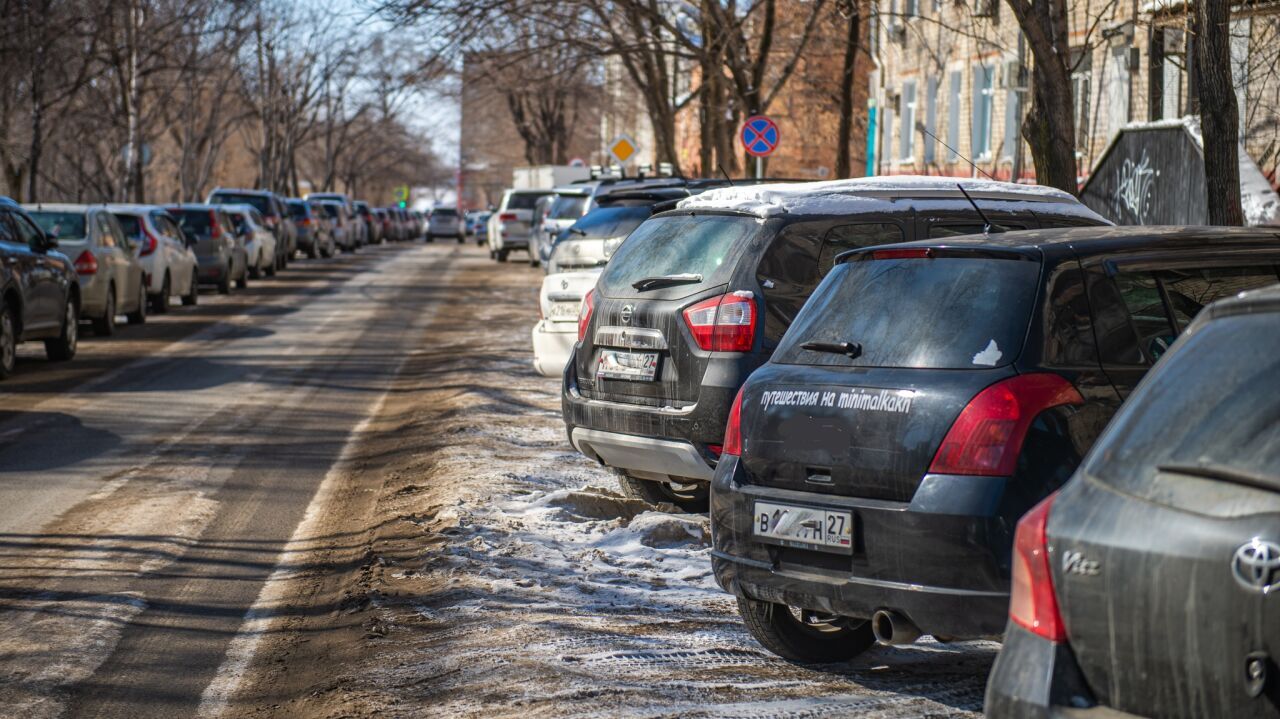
206;188;295;268
373;208;393;243
107;204;199;313
167;204;249;295
26;204;146;335
315;200;356;252
544;189;687;275
428;207;463;243
286;199;335;259
306;192;366;247
223;205;277;278
0;197;79;378
532;271;600;378
411;210;427;240
469;211;491;246
487;189;553;262
985;283;1280;719
354;201;380;245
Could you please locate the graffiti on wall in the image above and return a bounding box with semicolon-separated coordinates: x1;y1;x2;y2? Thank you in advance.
1112;150;1158;223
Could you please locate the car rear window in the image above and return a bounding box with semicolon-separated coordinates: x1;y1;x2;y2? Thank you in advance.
549;195;588;220
433;208;457;217
319;204;340;219
564;206;651;241
287;202;309;219
210;192;270;215
28;211;87;241
507;193;549;210
1086;311;1280;492
169;209;213;239
113;214;143;239
776;253;1041;369
597;214;761;298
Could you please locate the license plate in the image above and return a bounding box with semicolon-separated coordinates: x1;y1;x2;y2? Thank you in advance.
549;301;580;319
596;349;658;381
753;501;853;554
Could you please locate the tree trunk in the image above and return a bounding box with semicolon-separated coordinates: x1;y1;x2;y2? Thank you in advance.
1193;0;1244;225
1005;0;1078;195
835;3;861;179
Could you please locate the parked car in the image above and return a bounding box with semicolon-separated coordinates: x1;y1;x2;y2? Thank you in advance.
469;211;491;246
26;204;146;335
428;206;464;243
535;187;592;264
373;208;393;243
488;189;553;262
985;281;1280;719
108;204;200;313
563;177;1111;513
544;188;689;275
315;201;356;252
355;201;380;245
306;192;366;247
0;197;80;377
167;204;249;295
223;205;277;278
206;188;295;268
709;225;1280;664
286;199;335;259
411;209;427;240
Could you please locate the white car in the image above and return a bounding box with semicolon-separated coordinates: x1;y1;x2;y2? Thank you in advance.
531;270;601;377
222;205;278;278
107;204;200;314
487;188;553;263
427;207;464;243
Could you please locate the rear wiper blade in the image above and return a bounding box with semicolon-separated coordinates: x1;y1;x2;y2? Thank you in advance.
1156;463;1277;493
568;227;587;236
801;340;863;359
631;273;702;291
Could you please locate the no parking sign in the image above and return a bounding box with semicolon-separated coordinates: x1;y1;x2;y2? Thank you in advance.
740;115;780;157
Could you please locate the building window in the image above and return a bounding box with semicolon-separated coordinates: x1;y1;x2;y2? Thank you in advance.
1105;45;1132;140
903;0;919;17
971;64;995;159
900;81;916;160
1071;48;1092;151
924;77;939;164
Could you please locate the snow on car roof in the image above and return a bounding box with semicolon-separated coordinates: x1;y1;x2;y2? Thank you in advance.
675;175;1096;220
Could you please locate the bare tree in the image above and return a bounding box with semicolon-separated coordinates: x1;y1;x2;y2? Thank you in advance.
1193;0;1244;225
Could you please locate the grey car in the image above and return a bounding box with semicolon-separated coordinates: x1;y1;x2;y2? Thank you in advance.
287;199;336;258
26;204;146;335
166;204;250;294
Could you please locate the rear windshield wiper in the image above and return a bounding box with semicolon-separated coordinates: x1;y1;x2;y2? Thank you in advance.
631;273;702;291
1156;463;1277;493
568;227;587;236
801;340;863;359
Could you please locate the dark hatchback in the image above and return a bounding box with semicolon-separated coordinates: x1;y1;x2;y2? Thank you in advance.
563;178;1109;512
709;226;1280;663
986;285;1280;719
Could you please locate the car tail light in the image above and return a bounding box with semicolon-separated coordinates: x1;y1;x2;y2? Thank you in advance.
929;374;1083;476
210;214;223;238
1009;493;1065;641
577;290;596;342
682;293;757;352
499;212;518;223
73;250;97;275
872;247;934;260
721;387;746;456
296;217;312;227
138;230;158;257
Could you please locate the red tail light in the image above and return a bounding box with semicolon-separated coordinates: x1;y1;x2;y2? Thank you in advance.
872;247;934;260
73;250;98;275
577;290;596;342
138;231;158;257
722;387;746;456
296;217;312;227
928;374;1083;476
499;212;518;223
1009;493;1065;641
210;214;223;238
682;292;757;352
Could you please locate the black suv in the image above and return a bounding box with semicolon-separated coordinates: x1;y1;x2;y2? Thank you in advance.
710;226;1280;663
562;178;1109;511
0;197;80;379
985;283;1280;719
206;188;296;267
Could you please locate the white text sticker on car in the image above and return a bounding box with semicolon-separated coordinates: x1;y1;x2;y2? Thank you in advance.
972;339;1002;366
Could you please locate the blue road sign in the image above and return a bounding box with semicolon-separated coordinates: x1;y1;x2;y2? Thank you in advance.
740;115;780;157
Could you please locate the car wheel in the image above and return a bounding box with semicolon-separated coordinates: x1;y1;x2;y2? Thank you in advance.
615;471;710;513
93;285;116;336
249;255;261;279
152;274;171;314
266;259;276;277
529;254;540;267
182;271;199;306
457;235;464;245
126;283;146;324
218;271;231;295
307;243;318;259
496;249;509;263
236;267;249;289
0;299;16;379
736;595;875;663
44;296;78;361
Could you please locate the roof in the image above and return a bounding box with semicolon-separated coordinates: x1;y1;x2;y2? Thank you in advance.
103;203;167;214
211;187;276;196
163;203;221;211
1201;284;1280;323
676;175;1105;222
22;203;108;213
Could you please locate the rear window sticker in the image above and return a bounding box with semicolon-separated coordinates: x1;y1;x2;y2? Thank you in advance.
972;339;1002;366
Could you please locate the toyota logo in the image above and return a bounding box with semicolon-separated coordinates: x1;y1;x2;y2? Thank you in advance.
1232;539;1280;593
620;304;634;325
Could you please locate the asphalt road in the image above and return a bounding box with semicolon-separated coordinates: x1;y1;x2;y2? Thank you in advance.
0;241;461;719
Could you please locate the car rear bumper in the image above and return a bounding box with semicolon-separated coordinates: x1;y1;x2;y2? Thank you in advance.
531;320;576;377
984;623;1118;718
710;455;1014;639
570;427;714;481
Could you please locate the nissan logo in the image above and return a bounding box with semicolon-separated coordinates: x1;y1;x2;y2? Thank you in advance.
620;304;634;325
1232;539;1280;593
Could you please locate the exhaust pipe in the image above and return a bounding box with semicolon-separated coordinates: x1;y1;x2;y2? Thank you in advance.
871;610;922;646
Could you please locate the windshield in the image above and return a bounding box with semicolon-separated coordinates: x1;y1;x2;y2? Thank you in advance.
433;208;457;217
319;204;341;219
169;209;213;239
507;192;549;210
28;211;87;241
113;214;142;239
597;214;759;297
776;254;1041;369
287;202;309;219
561;206;651;242
210;192;271;215
549;195;588;220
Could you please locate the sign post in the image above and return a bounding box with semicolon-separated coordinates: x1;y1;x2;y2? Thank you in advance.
740;115;780;179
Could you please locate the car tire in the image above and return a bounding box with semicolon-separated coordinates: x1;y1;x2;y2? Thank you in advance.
456;235;464;245
93;286;116;336
249;255;261;279
496;249;509;263
126;283;147;324
529;254;539;267
0;299;16;379
218;272;231;295
425;234;434;244
735;595;875;664
266;259;276;277
307;243;318;259
182;271;199;306
152;274;171;314
236;268;248;289
44;296;78;362
615;471;710;513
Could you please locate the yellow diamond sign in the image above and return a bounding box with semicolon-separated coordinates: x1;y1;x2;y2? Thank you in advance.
608;134;638;165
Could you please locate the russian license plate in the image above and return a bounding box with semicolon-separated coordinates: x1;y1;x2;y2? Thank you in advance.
753;501;853;554
596;349;658;381
548;301;580;319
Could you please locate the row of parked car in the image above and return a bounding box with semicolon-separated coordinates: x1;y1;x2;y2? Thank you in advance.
530;174;1280;718
0;188;429;380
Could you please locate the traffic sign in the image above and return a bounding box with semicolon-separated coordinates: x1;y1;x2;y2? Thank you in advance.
394;185;410;202
608;135;638;165
740;115;780;157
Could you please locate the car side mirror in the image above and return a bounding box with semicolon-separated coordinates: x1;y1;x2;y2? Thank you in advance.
36;232;57;252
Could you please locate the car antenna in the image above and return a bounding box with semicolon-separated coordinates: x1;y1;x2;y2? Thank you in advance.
920;126;996;181
955;183;993;236
718;164;735;186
